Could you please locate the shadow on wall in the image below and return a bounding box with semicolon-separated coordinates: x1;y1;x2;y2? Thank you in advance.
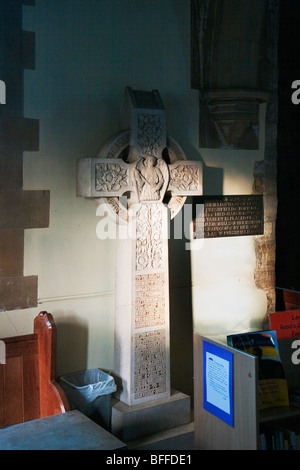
203;165;224;196
169;230;193;400
55;315;89;377
168;162;223;402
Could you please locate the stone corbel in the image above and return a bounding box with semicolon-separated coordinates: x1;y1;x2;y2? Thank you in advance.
191;0;274;150
201;89;269;149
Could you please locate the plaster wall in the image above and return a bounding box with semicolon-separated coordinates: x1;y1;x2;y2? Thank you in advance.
0;1;267;392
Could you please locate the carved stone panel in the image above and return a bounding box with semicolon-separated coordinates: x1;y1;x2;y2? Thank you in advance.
77;158;135;198
169;161;202;195
137;114;164;157
119;87;166;160
136;203;164;271
135;273;166;329
133;329;168;401
95;162;129;192
135;156;169;203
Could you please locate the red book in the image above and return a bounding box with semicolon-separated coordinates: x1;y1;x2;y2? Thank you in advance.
269;310;300;339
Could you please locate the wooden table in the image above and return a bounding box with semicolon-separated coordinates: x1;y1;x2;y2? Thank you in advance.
0;410;127;450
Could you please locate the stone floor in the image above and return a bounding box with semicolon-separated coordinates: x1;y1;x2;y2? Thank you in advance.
126;422;195;450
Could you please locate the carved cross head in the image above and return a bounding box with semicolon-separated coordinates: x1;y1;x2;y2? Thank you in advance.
78;155;201;205
76;87;202;220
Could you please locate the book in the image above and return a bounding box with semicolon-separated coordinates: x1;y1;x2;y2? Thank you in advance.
269;310;300;339
227;330;290;410
260;417;300;450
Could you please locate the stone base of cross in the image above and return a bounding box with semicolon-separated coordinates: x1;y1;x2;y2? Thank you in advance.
77;88;202;406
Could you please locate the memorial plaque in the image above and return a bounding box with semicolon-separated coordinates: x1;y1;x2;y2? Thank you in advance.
193;195;264;239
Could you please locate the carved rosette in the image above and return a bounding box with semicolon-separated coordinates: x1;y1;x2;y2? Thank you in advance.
95;162;128;192
170;164;201;192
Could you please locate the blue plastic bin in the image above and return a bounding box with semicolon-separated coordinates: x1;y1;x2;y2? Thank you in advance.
59;369;116;431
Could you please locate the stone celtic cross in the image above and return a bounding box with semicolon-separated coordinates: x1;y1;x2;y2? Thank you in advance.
77;88;202;406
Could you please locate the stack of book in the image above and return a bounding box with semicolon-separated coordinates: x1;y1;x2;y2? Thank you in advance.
227;330;290;410
260;418;300;450
269;310;300;340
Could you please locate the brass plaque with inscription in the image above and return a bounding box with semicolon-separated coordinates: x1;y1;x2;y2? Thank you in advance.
193;195;264;238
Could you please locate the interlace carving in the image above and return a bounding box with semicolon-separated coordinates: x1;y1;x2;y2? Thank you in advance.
137;114;163;156
170;164;201;191
95;162;128;191
136;203;164;270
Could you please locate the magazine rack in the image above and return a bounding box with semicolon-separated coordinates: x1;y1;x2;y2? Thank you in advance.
194;333;300;450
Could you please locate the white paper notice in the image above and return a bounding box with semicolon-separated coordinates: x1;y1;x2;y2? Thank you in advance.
206;352;230;414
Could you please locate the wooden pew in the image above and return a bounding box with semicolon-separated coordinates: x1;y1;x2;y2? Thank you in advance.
0;311;69;428
0;311;126;450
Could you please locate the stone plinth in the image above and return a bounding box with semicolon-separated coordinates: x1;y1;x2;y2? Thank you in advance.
111;390;191;442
